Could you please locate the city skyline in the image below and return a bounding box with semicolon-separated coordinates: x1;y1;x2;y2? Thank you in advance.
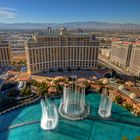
0;0;140;24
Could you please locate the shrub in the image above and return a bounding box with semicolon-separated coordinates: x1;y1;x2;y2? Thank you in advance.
38;82;48;96
123;103;133;112
21;87;32;96
115;95;123;105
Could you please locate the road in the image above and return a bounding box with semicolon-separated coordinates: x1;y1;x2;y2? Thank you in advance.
98;55;132;76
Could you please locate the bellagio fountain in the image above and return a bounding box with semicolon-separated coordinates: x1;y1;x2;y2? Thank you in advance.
98;88;112;118
59;81;90;120
40;97;59;130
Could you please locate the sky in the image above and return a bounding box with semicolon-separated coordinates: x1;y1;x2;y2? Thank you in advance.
0;0;140;24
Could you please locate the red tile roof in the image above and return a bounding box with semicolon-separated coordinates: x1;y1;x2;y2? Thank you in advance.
122;42;130;45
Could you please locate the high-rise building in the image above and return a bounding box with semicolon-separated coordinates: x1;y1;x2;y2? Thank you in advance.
110;39;132;68
25;28;99;74
0;40;11;67
128;41;140;77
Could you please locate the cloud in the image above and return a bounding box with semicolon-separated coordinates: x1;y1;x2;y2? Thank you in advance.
0;7;17;18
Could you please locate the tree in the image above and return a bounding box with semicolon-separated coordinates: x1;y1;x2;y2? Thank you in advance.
38;82;48;96
55;85;63;91
30;79;38;87
99;86;105;93
25;87;32;96
83;81;90;89
123;103;133;112
115;95;123;105
21;87;32;96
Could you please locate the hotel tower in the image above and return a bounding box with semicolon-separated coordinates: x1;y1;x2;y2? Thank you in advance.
128;41;140;77
25;28;99;74
110;39;132;68
0;40;11;67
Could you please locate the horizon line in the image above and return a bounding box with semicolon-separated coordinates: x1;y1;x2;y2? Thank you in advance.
0;20;140;25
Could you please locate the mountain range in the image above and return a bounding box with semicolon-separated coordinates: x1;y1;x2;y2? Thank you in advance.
0;21;140;30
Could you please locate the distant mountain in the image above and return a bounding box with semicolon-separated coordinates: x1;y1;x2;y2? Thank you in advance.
0;21;140;30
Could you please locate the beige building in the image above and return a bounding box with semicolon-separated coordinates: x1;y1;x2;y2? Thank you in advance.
0;40;11;67
25;28;99;74
100;48;111;59
110;40;132;68
128;41;140;77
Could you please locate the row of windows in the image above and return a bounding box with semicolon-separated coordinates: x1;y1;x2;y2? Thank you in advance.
0;60;10;67
29;61;97;72
28;41;99;47
0;48;10;60
28;47;98;64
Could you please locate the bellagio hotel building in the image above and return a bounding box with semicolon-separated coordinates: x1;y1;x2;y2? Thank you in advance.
25;28;99;74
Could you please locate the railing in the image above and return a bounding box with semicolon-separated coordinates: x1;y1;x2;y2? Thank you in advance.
0;120;40;132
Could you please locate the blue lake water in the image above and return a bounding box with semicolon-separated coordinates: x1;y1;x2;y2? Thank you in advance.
0;93;140;140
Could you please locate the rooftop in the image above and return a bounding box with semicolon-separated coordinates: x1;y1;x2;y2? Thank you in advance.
35;27;96;38
0;41;9;46
37;31;60;36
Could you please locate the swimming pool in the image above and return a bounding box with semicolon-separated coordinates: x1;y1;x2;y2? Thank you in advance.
0;94;140;140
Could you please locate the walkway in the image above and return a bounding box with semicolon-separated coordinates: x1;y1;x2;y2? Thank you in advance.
98;55;132;76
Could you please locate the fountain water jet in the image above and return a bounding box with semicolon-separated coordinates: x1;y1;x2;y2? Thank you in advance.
40;97;59;130
59;82;90;120
98;88;112;118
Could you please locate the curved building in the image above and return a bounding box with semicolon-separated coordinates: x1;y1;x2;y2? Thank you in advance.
25;28;99;74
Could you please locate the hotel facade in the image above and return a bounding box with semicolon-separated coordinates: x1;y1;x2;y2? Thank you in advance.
110;39;140;77
128;41;140;77
0;40;11;67
25;28;99;74
110;40;132;68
